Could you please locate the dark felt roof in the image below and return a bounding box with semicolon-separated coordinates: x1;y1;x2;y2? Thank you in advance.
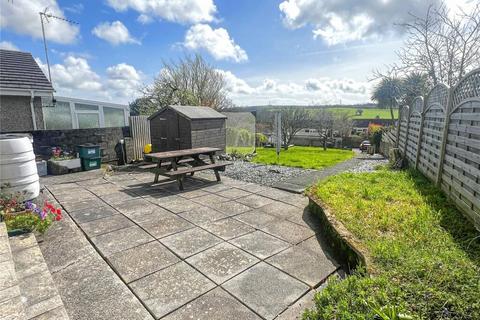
149;105;227;120
0;49;54;92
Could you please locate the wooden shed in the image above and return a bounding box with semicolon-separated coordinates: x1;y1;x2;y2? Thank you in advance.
148;105;227;152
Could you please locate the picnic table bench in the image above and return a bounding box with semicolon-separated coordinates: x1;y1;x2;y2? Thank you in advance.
144;147;232;190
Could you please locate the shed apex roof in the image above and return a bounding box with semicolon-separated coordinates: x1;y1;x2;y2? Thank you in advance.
0;49;54;92
149;105;227;120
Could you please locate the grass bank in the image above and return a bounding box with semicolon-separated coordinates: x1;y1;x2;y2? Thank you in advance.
305;169;480;319
250;146;354;169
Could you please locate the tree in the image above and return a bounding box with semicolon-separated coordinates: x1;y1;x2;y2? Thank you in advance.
371;76;403;120
279;107;311;150
397;3;480;87
144;54;232;110
313;109;334;150
401;72;429;107
129;97;157;116
333;112;353;147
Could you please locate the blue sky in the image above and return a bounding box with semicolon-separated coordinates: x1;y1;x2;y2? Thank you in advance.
0;0;472;105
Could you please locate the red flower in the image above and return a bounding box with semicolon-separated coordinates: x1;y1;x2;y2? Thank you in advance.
56;208;61;215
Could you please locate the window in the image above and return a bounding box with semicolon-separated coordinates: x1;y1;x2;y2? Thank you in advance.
77;113;100;128
43;101;72;129
104;107;125;127
75;103;100;129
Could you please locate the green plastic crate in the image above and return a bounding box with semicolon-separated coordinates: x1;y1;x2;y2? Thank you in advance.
81;157;101;171
77;144;100;159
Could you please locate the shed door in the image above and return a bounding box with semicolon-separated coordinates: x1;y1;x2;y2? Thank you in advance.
158;113;180;151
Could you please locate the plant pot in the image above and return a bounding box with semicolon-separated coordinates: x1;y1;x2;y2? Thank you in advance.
7;228;30;236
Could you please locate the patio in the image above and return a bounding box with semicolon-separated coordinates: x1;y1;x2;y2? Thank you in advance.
39;169;340;320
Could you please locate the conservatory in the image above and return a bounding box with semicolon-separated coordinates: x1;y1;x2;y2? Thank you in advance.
42;96;129;130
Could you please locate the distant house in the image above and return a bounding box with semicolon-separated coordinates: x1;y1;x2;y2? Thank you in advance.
0;49;54;131
0;49;130;132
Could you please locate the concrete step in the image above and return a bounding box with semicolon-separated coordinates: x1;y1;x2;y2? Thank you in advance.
6;227;70;320
0;222;27;320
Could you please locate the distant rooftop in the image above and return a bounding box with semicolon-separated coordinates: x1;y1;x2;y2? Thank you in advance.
0;49;54;92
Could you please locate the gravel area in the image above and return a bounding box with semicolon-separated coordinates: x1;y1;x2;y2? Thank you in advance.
222;161;316;186
347;156;389;173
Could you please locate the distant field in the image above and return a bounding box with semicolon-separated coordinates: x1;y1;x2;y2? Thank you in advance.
326;107;398;119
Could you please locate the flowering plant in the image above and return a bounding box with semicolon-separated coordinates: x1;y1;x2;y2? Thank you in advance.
0;191;62;234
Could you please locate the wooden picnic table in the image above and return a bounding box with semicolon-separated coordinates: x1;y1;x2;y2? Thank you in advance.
144;147;231;190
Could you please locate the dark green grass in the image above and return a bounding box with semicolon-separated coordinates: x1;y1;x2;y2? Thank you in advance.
251;146;354;169
304;169;480;319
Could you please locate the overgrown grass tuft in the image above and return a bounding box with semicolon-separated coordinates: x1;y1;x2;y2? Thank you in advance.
251;146;354;169
305;169;480;320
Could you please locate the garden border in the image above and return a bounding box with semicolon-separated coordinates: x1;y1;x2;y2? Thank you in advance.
306;188;372;274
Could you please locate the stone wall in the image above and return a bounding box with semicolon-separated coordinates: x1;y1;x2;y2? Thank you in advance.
0;95;44;132
3;127;130;163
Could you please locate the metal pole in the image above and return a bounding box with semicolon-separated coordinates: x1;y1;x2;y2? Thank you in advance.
39;12;52;84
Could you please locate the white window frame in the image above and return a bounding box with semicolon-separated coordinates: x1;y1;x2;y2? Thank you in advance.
52;96;130;129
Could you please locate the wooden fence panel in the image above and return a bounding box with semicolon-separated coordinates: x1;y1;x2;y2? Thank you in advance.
441;70;480;227
417;84;449;181
129;116;151;161
398;106;409;152
405;97;423;164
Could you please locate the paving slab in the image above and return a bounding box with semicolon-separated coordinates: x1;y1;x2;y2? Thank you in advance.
275;289;317;320
178;205;227;225
236;194;275;209
60;198;106;213
187;242;259;284
202;218;254;240
130;262;215;319
259;201;303;219
154;196;204;214
205;200;252;217
267;243;338;287
229;231;290;260
52;253;153;320
90;225;154;257
79;214;134;237
10;244;47;279
177;189;210;199
160;227;222;258
114;199;162;219
222;262;309;320
200;183;232;193
31;306;70;320
286;208;322;231
216;188;251;199
86;183;123;196
68;205;118;224
162;287;261;320
100;191;140;205
192;193;230;206
108;241;179;283
261;220;315;244
137;212;194;239
235;210;282;229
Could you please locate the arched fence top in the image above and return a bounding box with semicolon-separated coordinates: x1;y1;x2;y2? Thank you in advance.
425;83;449;113
411;96;424;116
400;105;410;121
451;68;480;113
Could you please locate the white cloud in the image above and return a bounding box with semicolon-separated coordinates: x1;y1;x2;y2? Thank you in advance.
92;21;140;45
279;0;438;45
36;56;143;103
184;24;248;62
106;0;216;24
106;63;143;98
0;0;79;44
218;70;371;106
137;14;154;24
0;41;19;51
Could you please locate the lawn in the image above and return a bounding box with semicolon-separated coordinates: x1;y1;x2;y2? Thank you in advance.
251;146;354;169
305;169;480;319
326;107;398;119
226;146;255;155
